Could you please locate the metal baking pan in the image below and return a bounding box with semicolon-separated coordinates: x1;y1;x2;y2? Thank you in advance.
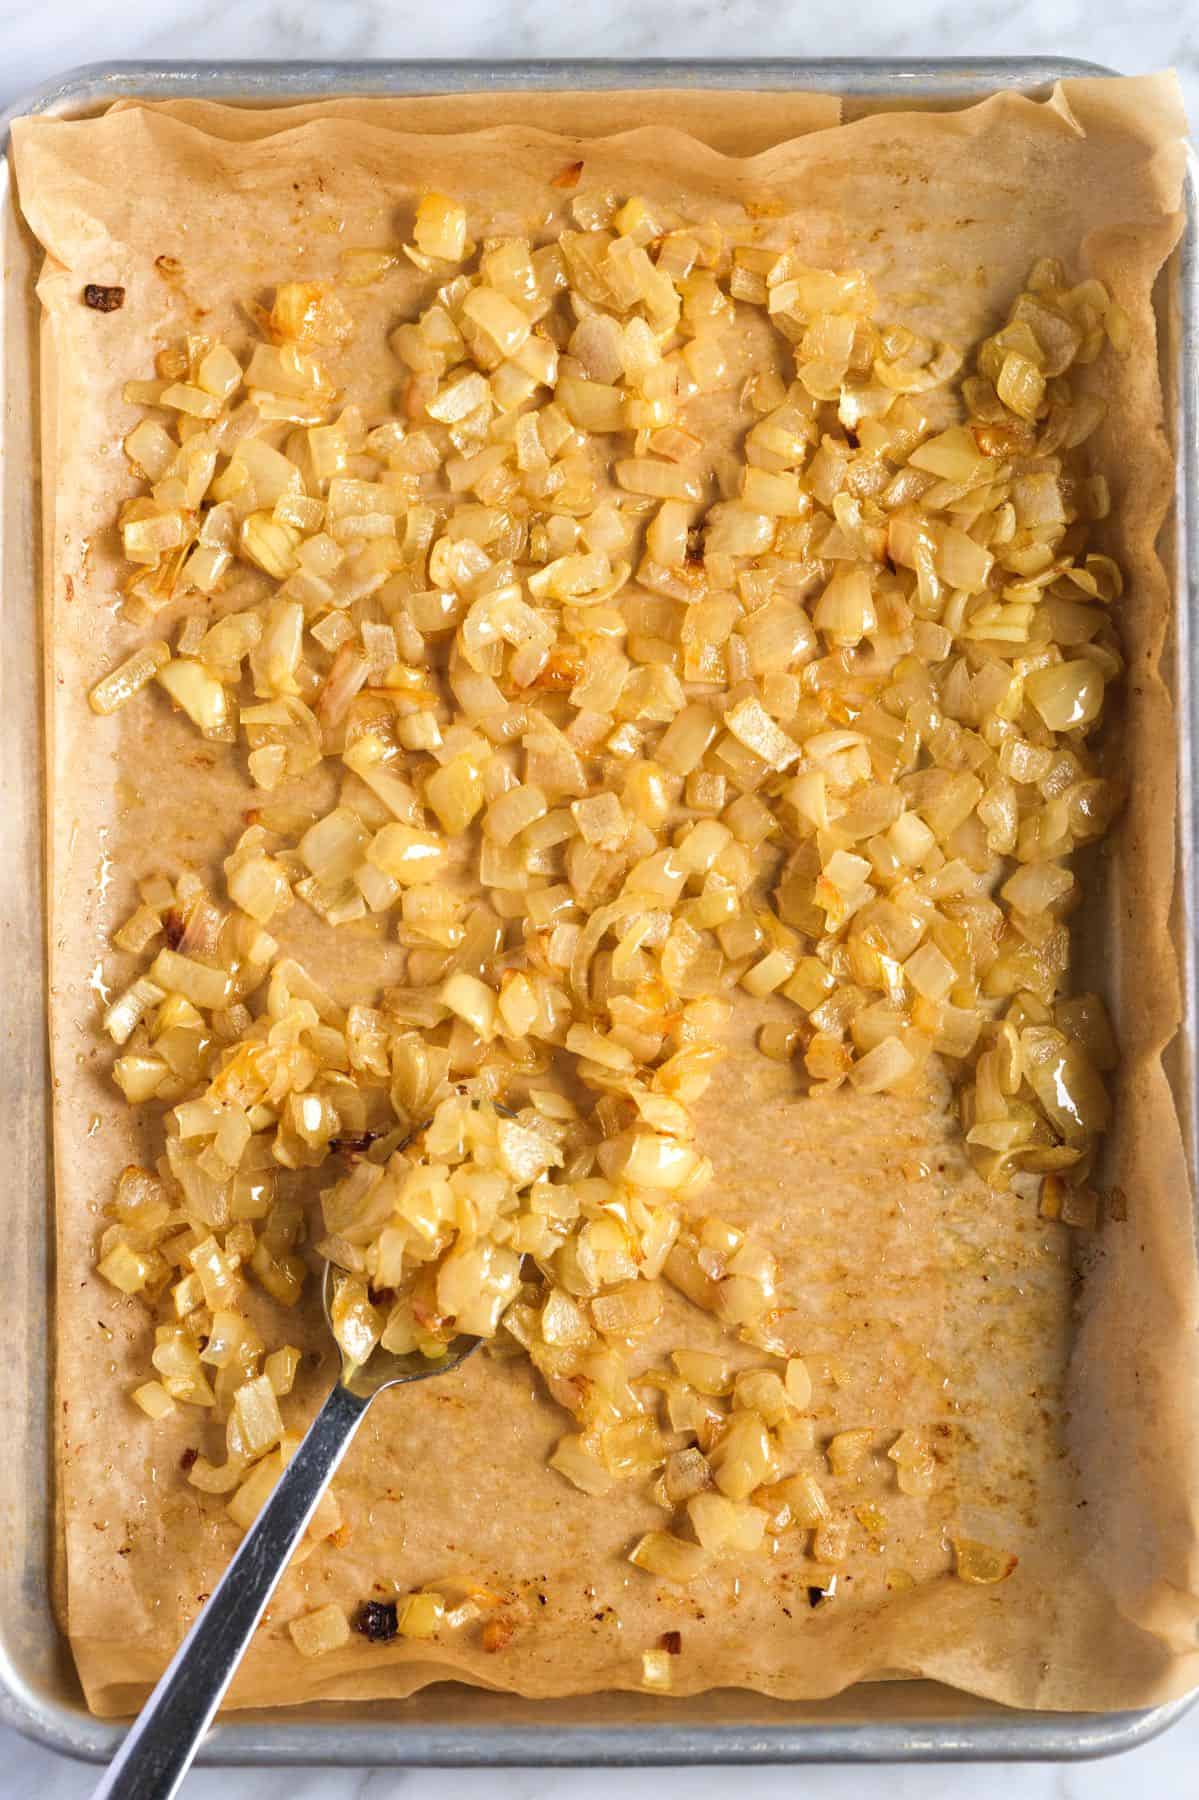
1;55;1196;1766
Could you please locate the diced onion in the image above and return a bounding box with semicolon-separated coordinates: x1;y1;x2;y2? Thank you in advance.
629;1532;709;1583
96;196;1124;1602
288;1603;351;1658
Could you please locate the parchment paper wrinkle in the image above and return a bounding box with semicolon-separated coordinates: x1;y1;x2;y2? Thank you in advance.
10;73;1199;1716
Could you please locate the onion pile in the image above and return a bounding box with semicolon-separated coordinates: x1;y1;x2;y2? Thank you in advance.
93;189;1124;1614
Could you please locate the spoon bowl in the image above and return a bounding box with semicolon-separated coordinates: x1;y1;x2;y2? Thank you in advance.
321;1259;481;1397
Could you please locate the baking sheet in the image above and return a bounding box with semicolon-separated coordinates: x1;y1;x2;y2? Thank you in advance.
10;72;1199;1719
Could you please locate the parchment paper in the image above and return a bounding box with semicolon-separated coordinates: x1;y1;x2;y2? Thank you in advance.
11;74;1199;1717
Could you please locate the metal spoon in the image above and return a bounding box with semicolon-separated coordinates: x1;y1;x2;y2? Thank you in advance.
91;1263;479;1800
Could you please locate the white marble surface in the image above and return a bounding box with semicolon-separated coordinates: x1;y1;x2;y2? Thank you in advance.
3;3;1199;1794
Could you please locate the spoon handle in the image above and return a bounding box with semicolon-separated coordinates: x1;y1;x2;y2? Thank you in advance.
91;1379;370;1800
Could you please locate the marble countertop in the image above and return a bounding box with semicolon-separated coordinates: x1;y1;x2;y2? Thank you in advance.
2;4;1197;1794
0;0;1194;109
